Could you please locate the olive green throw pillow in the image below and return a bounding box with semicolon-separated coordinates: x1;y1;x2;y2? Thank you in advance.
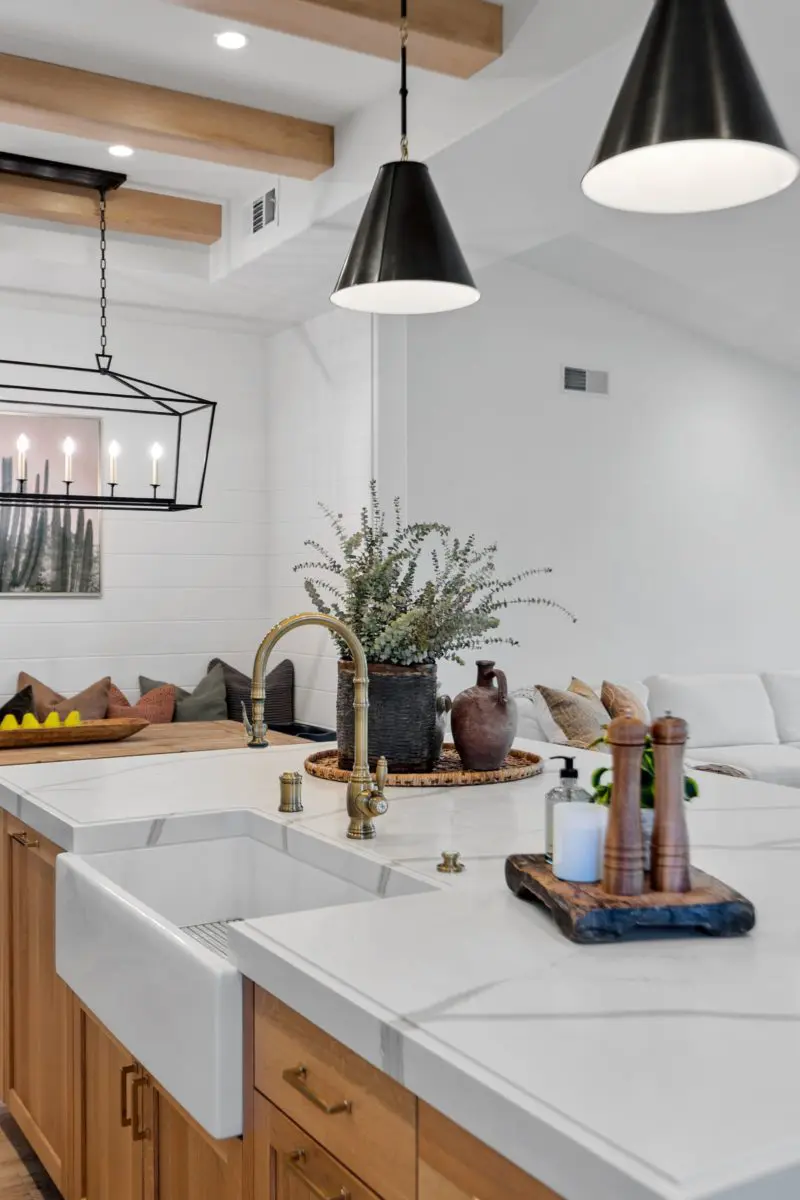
139;662;227;723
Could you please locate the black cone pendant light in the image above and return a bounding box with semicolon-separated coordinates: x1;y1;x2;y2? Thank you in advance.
331;0;479;314
582;0;799;214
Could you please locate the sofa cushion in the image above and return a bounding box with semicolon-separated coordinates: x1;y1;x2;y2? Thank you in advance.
139;663;227;723
691;745;800;787
108;682;176;724
0;685;35;724
601;680;649;723
537;685;610;750
18;672;111;722
513;689;567;744
209;656;294;726
645;674;779;748
761;672;800;743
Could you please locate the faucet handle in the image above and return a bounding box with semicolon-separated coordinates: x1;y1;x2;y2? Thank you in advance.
241;702;253;739
375;755;389;794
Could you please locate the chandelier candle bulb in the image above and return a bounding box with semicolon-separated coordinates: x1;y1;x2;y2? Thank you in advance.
16;434;29;482
603;716;647;896
108;440;120;486
651;714;691;893
150;443;163;487
62;437;76;484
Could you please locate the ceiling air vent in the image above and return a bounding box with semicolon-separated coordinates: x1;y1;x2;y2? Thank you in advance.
563;366;609;395
247;187;277;236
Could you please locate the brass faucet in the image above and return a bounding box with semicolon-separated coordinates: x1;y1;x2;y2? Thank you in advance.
248;613;389;840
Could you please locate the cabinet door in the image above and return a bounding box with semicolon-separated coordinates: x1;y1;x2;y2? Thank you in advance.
73;1006;143;1200
419;1103;562;1200
254;1093;381;1200
145;1082;242;1200
1;815;72;1194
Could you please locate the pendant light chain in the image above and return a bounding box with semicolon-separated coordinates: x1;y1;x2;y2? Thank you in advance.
98;189;110;362
400;0;409;161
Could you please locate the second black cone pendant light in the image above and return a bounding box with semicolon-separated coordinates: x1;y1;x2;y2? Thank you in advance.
330;0;479;315
583;0;799;214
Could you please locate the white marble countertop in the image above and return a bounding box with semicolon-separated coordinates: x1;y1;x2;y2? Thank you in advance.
1;741;799;1200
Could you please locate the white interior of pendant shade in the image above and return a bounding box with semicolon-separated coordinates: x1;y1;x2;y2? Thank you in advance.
331;279;480;315
582;139;800;213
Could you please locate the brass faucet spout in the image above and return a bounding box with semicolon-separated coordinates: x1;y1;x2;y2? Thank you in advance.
250;613;388;840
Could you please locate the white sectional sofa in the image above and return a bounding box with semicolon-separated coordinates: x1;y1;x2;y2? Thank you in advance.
516;672;800;787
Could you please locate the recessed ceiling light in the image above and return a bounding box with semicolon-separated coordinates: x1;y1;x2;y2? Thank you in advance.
215;30;248;50
108;144;134;158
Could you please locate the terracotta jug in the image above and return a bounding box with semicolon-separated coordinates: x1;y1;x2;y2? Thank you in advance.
451;660;518;771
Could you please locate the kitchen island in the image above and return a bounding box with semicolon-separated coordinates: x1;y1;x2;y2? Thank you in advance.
0;740;797;1200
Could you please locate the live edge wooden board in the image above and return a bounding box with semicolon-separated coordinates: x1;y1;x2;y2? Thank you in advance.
506;854;756;944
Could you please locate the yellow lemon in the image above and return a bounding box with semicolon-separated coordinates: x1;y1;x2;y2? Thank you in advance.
21;713;40;729
43;712;61;728
64;711;82;727
0;714;19;731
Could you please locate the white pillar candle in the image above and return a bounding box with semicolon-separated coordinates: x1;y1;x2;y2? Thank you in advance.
553;802;608;884
62;437;76;484
108;440;121;485
150;442;163;486
16;433;29;481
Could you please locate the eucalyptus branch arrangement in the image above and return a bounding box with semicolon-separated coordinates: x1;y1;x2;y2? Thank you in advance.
294;481;576;666
591;734;699;809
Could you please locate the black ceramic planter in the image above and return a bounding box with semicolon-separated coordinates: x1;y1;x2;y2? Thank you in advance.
337;660;439;773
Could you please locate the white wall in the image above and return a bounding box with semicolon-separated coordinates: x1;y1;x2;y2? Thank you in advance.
0;301;273;705
261;308;373;726
405;259;800;701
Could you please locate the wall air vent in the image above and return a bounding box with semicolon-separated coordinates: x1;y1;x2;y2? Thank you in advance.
248;187;277;235
563;366;609;395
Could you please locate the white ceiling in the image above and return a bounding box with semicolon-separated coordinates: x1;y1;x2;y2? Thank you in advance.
2;0;800;376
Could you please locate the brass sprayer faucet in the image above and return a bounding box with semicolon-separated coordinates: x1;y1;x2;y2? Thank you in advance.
247;613;389;840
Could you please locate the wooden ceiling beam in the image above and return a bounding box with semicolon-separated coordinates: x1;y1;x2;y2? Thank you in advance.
0;177;223;245
168;0;503;78
0;53;334;179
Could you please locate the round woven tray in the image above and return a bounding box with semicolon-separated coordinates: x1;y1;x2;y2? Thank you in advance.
304;744;544;788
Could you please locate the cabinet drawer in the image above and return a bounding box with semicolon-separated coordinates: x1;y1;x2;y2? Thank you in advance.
256;1094;381;1200
419;1103;563;1200
254;988;415;1200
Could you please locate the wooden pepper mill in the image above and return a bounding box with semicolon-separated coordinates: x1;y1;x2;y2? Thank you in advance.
651;714;691;893
603;716;646;896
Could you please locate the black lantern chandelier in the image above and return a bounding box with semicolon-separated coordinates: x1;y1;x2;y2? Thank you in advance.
0;154;215;512
330;0;479;314
582;0;799;214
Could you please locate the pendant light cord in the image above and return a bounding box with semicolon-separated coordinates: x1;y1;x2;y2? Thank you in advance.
98;189;110;362
400;0;409;160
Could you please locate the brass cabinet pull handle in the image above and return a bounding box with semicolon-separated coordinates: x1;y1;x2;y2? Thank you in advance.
120;1064;137;1128
282;1066;351;1116
11;830;39;849
288;1151;350;1200
131;1074;150;1141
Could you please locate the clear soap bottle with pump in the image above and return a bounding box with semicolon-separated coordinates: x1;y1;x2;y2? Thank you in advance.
545;755;592;863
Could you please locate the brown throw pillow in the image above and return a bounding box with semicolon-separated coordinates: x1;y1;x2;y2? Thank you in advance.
18;673;111;722
568;676;598;703
601;680;649;723
108;682;175;724
536;685;610;749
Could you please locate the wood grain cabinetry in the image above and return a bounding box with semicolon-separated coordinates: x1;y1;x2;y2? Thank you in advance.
0;814;73;1194
146;1082;242;1200
254;989;416;1200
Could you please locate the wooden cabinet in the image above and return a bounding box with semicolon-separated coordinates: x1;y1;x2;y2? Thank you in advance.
254;1094;380;1200
254;989;415;1200
0;814;73;1195
72;1006;144;1200
146;1082;242;1200
419;1103;562;1200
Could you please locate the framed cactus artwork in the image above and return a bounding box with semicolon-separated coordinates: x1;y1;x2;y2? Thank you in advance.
0;414;101;595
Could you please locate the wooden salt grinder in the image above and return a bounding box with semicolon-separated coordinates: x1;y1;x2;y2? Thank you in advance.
651;714;691;893
603;716;646;896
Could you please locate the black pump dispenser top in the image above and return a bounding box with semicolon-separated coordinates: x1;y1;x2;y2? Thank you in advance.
550;755;578;780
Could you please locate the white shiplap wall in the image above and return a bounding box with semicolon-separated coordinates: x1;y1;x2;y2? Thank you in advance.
261;309;373;727
0;302;273;704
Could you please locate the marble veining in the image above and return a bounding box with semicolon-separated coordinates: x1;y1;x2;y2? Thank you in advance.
1;742;799;1200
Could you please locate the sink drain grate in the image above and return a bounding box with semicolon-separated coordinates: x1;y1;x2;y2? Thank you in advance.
181;919;242;960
